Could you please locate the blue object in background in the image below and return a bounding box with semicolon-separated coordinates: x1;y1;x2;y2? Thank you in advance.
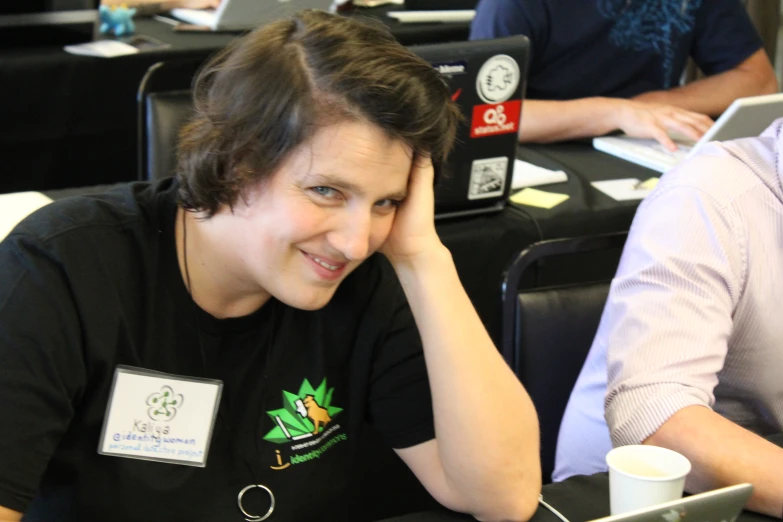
99;5;137;36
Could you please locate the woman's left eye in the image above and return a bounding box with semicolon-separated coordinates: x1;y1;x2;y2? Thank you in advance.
311;186;338;198
375;199;401;209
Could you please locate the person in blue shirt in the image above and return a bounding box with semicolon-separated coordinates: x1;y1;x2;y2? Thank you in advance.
470;0;778;151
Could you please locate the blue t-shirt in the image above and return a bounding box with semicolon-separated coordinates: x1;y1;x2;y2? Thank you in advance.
470;0;763;100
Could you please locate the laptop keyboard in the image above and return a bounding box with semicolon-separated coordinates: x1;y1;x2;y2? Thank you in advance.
596;137;691;173
648;141;692;157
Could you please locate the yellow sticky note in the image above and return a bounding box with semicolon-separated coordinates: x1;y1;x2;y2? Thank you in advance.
510;187;570;209
637;177;660;191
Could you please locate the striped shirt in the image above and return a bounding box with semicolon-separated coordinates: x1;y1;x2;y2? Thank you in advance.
553;119;783;481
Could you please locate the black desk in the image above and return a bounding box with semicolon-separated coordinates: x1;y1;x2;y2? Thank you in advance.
374;472;776;522
379;469;777;522
0;8;469;194
514;141;658;239
0;19;232;194
376;437;783;522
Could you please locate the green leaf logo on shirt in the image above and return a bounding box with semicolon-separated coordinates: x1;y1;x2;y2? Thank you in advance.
263;378;343;444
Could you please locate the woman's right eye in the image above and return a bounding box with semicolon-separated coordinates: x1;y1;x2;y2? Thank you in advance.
311;186;339;199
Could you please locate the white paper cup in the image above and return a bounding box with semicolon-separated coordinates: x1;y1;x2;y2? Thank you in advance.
606;445;691;515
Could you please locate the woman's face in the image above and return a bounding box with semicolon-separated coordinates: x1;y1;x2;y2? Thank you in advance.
211;119;413;311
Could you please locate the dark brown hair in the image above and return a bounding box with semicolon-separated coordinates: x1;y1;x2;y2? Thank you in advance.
176;9;462;215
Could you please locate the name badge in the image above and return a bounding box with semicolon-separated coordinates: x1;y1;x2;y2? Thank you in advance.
98;365;223;467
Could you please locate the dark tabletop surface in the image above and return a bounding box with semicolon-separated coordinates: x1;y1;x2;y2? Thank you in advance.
374;431;783;521
0;5;470;194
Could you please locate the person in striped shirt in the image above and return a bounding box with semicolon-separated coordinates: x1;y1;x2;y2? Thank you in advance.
556;118;783;518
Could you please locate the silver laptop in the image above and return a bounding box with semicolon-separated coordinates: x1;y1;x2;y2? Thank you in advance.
593;93;783;173
589;484;753;522
171;0;334;31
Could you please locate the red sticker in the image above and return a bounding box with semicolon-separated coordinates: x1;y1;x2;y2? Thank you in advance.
470;100;521;138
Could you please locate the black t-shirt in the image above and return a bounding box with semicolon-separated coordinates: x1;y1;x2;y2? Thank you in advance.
0;180;434;521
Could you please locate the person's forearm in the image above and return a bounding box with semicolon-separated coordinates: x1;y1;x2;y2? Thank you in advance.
633;49;778;116
102;0;183;15
393;245;541;520
519;97;624;143
0;505;22;522
645;405;783;517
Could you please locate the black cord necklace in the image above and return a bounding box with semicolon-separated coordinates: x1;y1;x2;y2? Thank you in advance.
182;209;209;372
181;209;276;522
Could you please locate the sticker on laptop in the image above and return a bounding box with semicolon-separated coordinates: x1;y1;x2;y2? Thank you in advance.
468;157;509;200
470;100;521;138
432;61;467;77
476;54;520;104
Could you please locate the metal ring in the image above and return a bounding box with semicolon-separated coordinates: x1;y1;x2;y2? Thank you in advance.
237;484;275;522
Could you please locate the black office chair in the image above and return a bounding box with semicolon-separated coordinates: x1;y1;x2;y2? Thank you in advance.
137;59;204;181
501;232;627;484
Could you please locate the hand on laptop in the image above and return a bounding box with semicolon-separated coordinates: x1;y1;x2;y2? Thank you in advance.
612;99;713;152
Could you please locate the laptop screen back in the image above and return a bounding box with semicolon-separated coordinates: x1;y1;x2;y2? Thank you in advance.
689;92;783;157
213;0;333;31
589;484;753;522
409;35;529;217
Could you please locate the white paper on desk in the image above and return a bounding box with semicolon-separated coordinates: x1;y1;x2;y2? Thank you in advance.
387;10;475;22
0;192;53;241
64;40;139;58
512;159;568;189
353;0;403;6
591;178;656;201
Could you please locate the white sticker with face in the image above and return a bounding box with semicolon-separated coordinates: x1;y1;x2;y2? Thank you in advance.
98;366;223;467
468;156;509;200
476;54;521;104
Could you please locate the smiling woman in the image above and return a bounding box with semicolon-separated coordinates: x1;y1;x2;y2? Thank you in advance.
174;8;459;316
188;119;414;314
0;9;540;522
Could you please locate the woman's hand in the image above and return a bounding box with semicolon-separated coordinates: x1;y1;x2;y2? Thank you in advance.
381;156;444;267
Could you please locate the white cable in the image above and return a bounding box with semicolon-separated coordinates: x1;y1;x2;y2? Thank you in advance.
539;494;572;522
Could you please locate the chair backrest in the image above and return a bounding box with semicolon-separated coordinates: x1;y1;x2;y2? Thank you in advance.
743;0;779;65
137;59;205;181
501;232;627;483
